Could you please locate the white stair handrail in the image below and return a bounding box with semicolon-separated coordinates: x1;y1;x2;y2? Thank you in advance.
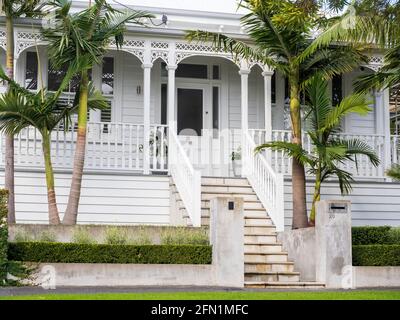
169;130;202;227
243;131;285;232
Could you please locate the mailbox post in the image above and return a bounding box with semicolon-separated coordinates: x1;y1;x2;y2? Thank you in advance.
315;200;352;288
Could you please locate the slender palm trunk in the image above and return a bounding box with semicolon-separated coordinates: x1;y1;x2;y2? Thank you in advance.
5;16;15;223
63;71;89;225
42;131;60;225
309;167;321;226
289;68;308;229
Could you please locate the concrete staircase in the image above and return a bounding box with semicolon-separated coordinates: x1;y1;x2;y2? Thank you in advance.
171;177;325;289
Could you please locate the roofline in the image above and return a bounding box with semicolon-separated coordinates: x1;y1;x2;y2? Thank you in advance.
72;0;244;20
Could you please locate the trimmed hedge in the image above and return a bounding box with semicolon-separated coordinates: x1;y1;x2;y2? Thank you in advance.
0;189;8;284
352;226;392;245
8;242;212;265
353;245;400;266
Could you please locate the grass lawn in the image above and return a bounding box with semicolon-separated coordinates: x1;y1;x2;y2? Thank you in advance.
1;291;400;300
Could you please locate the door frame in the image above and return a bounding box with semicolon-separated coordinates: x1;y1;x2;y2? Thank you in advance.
175;82;212;136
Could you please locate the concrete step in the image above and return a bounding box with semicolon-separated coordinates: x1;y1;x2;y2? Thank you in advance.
202;193;259;202
245;262;295;273
201;186;254;194
244;243;283;254
244;281;325;289
244;226;276;235
245;253;288;263
245;272;300;283
245;218;273;227
201;177;250;186
244;211;269;219
244;235;278;243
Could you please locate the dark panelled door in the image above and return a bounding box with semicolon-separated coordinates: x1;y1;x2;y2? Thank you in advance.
177;88;203;136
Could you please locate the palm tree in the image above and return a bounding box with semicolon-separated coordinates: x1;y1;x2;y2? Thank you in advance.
1;0;43;223
0;68;108;224
256;76;379;225
186;0;368;229
43;0;154;225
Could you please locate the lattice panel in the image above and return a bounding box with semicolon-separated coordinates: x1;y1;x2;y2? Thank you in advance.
151;41;169;49
151;50;169;63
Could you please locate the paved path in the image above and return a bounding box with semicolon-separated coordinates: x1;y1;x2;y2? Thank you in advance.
1;286;399;296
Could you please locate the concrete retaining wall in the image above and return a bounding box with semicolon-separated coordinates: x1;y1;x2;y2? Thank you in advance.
33;263;215;287
27;196;245;288
354;267;400;288
278;228;316;281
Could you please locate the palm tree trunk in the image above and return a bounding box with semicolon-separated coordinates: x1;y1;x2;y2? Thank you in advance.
5;15;15;223
309;168;321;226
289;68;308;229
63;71;89;225
42;131;60;225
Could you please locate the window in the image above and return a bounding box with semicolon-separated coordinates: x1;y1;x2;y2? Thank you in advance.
100;57;114;129
48;64;81;92
332;74;343;105
102;57;114;95
271;73;276;104
161;84;167;125
213;86;219;136
176;64;208;79
212;65;220;80
25;52;38;90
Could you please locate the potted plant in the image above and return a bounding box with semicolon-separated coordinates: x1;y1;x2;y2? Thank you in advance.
231;146;242;177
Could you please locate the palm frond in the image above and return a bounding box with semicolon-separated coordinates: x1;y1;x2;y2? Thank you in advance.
338;138;380;167
298;11;393;64
323;94;371;132
255;141;314;167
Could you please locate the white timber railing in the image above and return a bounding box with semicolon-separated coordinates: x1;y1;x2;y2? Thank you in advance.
391;135;400;165
169;130;202;227
250;129;387;179
0;122;168;173
243;131;285;232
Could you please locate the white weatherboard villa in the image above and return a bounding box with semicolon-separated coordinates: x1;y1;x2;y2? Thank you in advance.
0;0;400;233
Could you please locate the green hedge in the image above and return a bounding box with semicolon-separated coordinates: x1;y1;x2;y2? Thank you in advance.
0;190;8;284
353;245;400;266
352;226;392;245
8;242;212;265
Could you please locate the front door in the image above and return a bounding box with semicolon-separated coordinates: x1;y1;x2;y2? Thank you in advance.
176;84;217;174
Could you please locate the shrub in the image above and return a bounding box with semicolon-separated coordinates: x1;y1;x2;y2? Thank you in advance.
72;228;96;244
104;226;128;245
388;227;400;244
352;245;400;266
352;226;392;245
160;227;209;245
0;190;8;284
38;231;57;243
8;242;212;265
0;190;32;286
128;227;152;245
13;230;33;243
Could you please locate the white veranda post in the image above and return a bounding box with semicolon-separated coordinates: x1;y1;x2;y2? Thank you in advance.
167;64;177;167
142;63;152;174
263;68;274;163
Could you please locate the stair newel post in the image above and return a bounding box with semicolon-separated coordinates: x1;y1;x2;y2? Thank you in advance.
192;169;202;227
275;173;285;232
